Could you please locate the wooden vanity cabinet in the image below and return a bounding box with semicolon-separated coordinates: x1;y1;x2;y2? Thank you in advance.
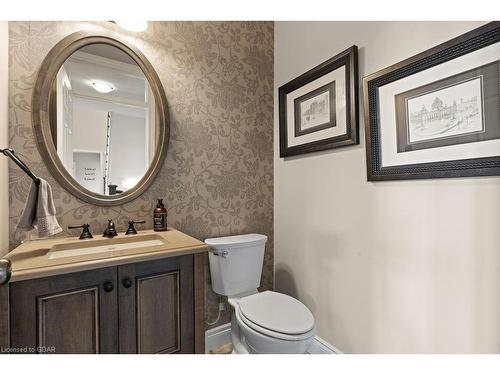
118;255;194;354
8;254;203;354
10;266;118;354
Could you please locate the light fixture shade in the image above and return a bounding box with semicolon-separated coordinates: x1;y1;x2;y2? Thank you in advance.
115;20;148;32
91;80;115;94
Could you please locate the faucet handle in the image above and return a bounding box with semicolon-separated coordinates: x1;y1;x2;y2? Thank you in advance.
125;220;146;235
68;224;93;240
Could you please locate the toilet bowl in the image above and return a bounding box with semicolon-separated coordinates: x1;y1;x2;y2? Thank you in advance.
205;234;315;354
229;290;315;354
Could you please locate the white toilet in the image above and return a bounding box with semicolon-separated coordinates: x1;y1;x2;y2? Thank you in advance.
205;233;315;354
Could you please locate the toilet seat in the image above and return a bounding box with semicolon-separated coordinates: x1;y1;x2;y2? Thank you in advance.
237;308;315;341
237;291;315;341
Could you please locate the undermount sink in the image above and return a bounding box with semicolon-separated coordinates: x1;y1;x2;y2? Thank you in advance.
6;229;208;283
47;234;167;260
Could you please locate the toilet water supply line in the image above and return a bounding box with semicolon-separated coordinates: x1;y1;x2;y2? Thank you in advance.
207;309;222;326
207;296;226;326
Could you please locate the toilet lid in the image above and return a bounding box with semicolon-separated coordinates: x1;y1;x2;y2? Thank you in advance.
239;291;314;335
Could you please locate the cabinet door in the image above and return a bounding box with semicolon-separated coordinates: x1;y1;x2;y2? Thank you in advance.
10;267;118;354
118;255;194;354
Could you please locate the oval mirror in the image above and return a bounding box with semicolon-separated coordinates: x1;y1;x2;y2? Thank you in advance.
32;32;169;206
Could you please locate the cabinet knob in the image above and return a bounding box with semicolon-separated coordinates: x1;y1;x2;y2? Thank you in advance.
103;281;114;293
122;278;133;288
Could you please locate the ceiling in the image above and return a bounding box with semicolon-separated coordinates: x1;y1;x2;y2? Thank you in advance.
79;43;136;65
62;44;150;103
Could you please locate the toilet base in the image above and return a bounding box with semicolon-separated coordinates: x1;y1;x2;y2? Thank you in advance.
231;313;250;353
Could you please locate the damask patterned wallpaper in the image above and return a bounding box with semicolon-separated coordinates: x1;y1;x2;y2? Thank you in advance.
8;21;274;327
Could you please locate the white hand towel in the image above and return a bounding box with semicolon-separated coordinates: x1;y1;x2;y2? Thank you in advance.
16;178;63;238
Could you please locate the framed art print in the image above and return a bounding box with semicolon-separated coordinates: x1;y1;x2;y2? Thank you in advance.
279;46;359;157
364;22;500;181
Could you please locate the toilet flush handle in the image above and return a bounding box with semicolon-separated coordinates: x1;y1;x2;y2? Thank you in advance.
210;249;228;258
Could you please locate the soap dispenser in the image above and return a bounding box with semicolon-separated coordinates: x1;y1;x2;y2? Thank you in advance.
153;199;168;231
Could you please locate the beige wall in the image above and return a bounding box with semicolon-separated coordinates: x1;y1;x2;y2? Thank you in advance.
0;22;8;256
274;21;500;353
9;21;274;328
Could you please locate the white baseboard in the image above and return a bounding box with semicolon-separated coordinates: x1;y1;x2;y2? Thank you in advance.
205;323;232;353
205;323;341;354
307;336;342;354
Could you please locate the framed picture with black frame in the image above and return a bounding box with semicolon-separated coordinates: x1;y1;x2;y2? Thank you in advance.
279;46;359;157
364;22;500;181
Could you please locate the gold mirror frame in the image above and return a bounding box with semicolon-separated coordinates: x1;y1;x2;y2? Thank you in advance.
32;31;169;206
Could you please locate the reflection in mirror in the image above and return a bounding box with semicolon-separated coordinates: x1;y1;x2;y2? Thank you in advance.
52;43;156;196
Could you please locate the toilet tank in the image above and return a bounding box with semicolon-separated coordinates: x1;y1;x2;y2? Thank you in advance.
205;233;267;297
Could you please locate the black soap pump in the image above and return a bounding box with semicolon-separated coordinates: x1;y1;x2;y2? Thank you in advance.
153;199;168;232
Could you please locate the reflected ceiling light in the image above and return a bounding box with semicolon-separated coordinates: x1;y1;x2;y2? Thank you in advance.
115;20;148;32
90;80;115;94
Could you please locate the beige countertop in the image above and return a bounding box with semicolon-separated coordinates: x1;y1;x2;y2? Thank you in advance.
5;228;208;282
